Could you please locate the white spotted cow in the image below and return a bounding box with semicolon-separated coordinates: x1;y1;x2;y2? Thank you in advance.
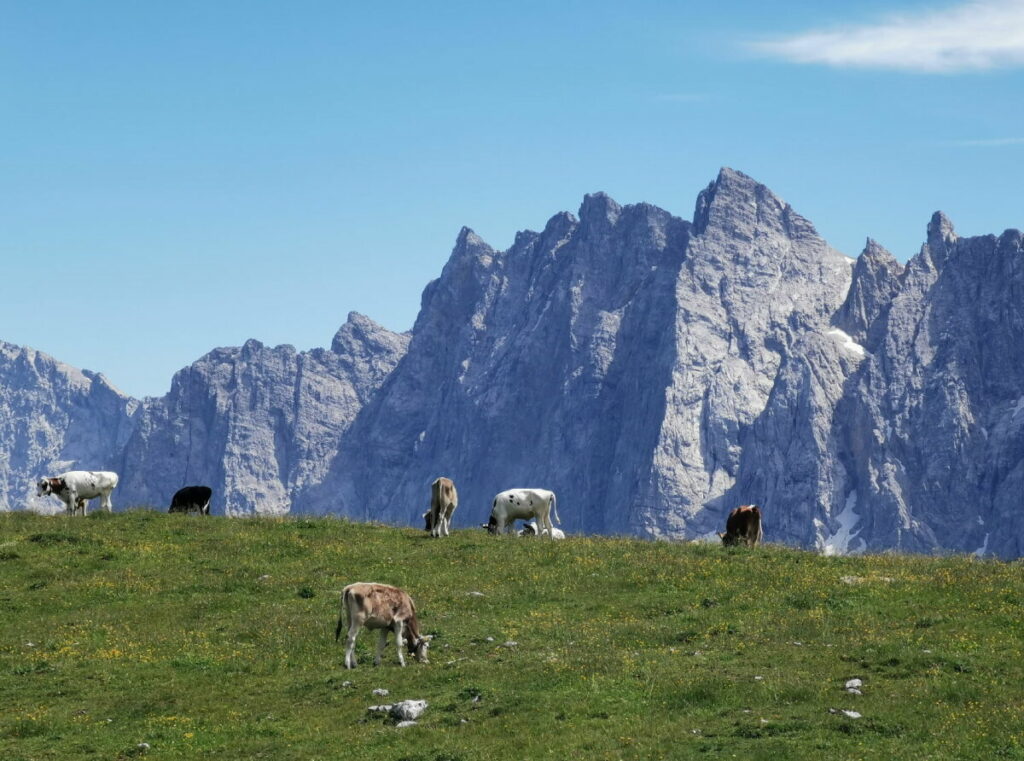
36;471;119;516
335;582;430;669
422;477;458;538
486;488;560;538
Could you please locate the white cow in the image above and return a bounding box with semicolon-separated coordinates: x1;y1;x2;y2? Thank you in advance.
521;520;566;540
486;488;560;538
335;582;430;669
36;471;119;516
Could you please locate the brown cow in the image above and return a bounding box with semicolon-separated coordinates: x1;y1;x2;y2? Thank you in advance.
719;505;763;547
423;477;458;538
335;583;430;669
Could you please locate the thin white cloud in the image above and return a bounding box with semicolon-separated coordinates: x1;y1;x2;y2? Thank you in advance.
944;136;1024;145
751;1;1024;73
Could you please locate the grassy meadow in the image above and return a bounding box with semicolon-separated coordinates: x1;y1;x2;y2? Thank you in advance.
0;509;1022;760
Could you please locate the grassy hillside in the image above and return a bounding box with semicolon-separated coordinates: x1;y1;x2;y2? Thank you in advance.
1;511;1022;760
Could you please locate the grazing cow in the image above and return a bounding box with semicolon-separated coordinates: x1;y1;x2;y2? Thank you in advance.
486;488;560;538
335;583;430;669
36;471;118;516
169;485;213;515
719;505;763;547
422;477;458;538
521;520;566;540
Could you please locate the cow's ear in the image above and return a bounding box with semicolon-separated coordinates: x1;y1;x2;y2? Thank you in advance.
717;532;725;539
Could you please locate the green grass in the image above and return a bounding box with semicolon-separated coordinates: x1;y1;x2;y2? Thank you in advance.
1;510;1022;760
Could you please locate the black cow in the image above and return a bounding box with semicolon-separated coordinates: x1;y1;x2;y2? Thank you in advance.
169;485;213;515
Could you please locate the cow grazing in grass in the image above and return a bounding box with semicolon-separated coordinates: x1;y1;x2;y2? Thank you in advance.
335;583;430;669
36;471;118;515
520;520;566;540
720;505;763;547
169;485;213;515
423;477;458;537
486;488;560;538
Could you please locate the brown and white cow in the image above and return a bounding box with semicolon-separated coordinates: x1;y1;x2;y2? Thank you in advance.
422;477;458;538
334;583;430;669
719;504;763;547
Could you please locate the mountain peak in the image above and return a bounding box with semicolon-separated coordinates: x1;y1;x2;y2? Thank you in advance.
924;211;958;269
579;192;622;228
692;167;784;236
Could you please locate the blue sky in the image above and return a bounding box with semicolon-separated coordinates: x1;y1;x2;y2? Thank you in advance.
2;1;1022;398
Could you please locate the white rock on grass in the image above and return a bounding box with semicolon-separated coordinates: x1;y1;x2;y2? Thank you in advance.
845;678;863;689
372;688;389;697
390;700;428;722
395;720;418;728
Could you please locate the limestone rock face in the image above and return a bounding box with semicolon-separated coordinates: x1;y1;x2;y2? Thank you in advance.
314;169;853;539
116;314;409;515
0;342;137;513
828;219;1024;557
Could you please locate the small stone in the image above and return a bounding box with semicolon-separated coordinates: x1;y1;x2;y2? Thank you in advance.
460;718;469;724
372;688;389;697
25;642;35;648
791;641;803;646
842;710;862;719
754;676;763;681
501;641;518;648
485;637;495;642
342;680;353;688
845;678;863;689
847;688;863;695
691;729;701;735
467;591;485;597
395;720;418;728
760;719;769;724
257;574;271;582
136;742;151;753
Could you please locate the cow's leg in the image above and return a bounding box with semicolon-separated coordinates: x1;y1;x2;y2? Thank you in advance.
101;490;113;512
344;622;361;669
393;620;406;667
441;511;450;537
540;508;555;538
375;629;388;666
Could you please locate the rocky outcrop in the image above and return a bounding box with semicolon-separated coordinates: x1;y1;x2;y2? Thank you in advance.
0;342;137;513
117;313;409;515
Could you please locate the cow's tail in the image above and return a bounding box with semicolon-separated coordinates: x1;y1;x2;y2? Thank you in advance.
335;588;350;641
752;505;764;545
550;493;561;525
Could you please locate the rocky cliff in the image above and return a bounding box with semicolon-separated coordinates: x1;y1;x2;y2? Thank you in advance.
3;169;1022;556
0;342;137;513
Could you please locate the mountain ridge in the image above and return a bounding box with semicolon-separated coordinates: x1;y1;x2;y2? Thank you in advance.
3;168;1023;556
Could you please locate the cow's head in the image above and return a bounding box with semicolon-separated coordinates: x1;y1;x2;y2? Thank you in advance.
719;531;739;547
408;633;431;663
484;516;499;534
520;522;537;536
423;510;432;532
36;478;62;497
